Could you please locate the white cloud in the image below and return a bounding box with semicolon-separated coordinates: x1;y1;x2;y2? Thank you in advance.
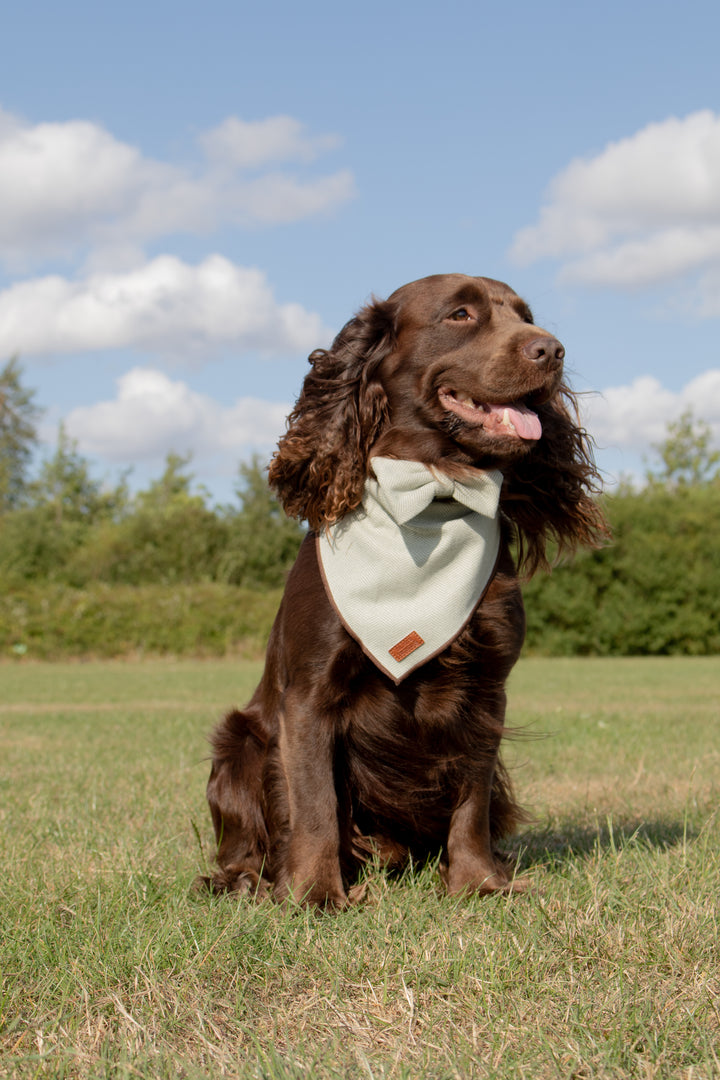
0;254;331;359
65;367;290;462
0;106;354;265
583;369;720;451
199;115;340;169
510;110;720;290
220;170;355;226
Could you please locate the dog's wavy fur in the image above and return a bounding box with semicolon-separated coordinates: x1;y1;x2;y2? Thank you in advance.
205;274;608;907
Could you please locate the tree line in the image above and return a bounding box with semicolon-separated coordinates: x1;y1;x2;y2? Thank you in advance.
524;407;720;655
1;359;719;657
0;359;304;591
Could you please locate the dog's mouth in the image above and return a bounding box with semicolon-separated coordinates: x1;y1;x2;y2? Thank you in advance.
438;388;542;441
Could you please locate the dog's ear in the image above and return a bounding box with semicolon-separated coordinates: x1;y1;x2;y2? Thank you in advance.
502;385;610;575
268;298;395;528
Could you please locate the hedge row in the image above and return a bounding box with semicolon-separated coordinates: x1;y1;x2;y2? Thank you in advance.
0;583;282;661
3;484;719;661
523;483;720;656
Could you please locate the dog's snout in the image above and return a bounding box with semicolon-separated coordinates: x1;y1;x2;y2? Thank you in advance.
522;336;565;370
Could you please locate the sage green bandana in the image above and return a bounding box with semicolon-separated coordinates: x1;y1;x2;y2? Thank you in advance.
317;456;503;683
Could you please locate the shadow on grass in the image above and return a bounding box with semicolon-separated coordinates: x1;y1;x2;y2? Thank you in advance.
510;814;698;874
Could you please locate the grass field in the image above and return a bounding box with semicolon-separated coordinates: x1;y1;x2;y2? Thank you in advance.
1;657;718;1078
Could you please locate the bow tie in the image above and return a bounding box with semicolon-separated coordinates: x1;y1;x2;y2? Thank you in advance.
369;457;503;525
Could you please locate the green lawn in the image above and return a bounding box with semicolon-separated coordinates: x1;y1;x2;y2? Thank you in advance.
1;657;718;1078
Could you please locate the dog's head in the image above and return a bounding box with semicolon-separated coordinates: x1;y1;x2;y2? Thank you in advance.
373;273;565;467
269;273;606;570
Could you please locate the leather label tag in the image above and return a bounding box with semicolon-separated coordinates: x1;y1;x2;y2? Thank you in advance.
388;631;425;662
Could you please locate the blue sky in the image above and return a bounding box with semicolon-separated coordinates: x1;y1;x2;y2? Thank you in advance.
3;0;720;500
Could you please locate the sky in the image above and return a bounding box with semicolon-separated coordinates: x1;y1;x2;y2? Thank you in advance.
2;0;720;502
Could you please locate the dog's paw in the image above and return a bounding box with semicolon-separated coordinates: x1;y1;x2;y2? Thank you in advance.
199;866;271;900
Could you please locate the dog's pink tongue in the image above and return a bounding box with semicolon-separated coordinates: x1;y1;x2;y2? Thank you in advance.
486;403;542;440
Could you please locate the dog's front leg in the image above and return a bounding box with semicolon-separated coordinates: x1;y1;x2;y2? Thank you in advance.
273;691;347;909
444;764;511;896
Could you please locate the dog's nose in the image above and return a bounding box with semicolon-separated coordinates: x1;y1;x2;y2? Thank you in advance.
522;336;565;370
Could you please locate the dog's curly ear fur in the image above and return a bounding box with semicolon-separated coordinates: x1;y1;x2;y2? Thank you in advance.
268;299;396;529
502;386;610;575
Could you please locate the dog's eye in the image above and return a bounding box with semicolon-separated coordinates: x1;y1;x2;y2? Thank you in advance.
448;308;473;321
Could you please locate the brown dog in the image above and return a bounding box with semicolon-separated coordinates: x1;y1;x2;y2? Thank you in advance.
206;274;606;907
